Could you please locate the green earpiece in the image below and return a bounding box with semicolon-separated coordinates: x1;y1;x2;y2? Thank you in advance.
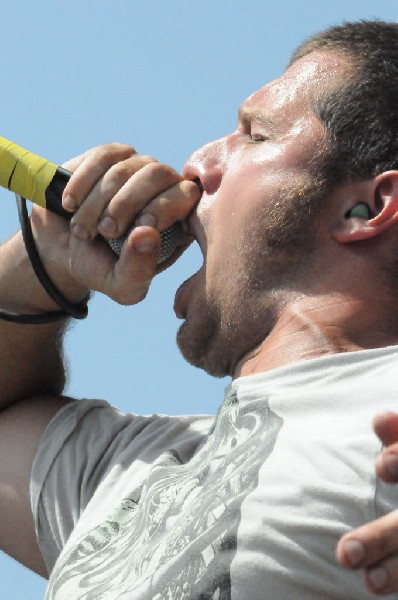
349;203;371;219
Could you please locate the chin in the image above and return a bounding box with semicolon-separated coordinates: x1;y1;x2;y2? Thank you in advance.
176;319;231;379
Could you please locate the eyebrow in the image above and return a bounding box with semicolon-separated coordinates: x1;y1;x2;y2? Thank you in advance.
238;107;277;131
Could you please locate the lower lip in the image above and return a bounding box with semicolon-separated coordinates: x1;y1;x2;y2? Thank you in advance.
174;281;189;319
173;272;199;319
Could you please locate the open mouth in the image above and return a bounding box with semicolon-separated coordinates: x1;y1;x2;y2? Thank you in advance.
172;176;206;317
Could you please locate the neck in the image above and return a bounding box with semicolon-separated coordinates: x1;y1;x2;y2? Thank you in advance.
235;292;398;378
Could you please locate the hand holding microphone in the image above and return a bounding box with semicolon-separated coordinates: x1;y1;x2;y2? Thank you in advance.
0;137;193;263
0;139;201;307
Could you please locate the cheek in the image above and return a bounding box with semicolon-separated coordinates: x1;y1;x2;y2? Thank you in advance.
197;153;308;264
197;177;265;261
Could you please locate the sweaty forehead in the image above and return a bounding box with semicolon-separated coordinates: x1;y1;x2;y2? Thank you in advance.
240;51;351;125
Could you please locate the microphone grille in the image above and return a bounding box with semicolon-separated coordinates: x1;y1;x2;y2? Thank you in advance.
107;222;183;264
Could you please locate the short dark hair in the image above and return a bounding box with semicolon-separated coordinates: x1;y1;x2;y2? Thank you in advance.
290;20;398;184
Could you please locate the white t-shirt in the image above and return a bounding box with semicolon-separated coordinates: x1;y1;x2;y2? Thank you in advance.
31;346;398;599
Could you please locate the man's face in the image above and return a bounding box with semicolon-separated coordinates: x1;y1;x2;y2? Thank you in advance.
176;51;349;378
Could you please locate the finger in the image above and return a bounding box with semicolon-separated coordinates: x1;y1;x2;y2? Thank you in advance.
373;412;398;446
134;179;202;232
364;554;398;596
376;447;398;483
373;413;398;483
70;155;157;241
61;152;86;174
31;202;161;306
62;143;136;211
96;162;183;239
103;225;160;304
336;509;398;570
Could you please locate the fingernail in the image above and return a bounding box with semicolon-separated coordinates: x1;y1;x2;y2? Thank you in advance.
71;223;89;240
384;453;398;479
134;236;157;253
100;215;117;235
343;540;365;567
136;213;157;227
367;566;388;591
63;195;76;211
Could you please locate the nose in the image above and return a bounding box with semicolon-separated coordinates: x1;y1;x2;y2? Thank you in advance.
183;136;228;195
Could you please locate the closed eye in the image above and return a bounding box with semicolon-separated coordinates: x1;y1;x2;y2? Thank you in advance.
248;132;269;143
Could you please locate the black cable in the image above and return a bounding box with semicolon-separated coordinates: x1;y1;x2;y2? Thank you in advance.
0;196;89;324
17;195;89;318
0;307;69;324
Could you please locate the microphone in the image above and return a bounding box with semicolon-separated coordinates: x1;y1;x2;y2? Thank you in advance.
0;136;182;263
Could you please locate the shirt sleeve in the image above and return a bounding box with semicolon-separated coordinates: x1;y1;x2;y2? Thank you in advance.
30;398;213;574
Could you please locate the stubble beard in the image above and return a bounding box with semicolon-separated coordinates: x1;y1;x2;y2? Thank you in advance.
177;175;333;378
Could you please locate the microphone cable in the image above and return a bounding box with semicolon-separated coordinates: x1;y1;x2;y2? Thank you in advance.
19;194;88;321
0;195;88;323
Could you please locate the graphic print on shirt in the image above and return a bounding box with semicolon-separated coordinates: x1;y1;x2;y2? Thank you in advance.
46;392;283;600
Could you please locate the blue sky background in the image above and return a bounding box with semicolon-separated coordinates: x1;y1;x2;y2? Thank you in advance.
0;1;396;597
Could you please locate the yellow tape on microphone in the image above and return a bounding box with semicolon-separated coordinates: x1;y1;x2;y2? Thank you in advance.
0;136;57;207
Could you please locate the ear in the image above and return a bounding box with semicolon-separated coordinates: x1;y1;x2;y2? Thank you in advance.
333;171;398;244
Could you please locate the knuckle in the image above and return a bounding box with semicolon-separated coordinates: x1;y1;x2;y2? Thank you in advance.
108;142;136;156
145;161;166;180
92;143;135;166
107;161;131;183
92;146;115;166
145;161;180;185
139;154;157;165
107;155;157;185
